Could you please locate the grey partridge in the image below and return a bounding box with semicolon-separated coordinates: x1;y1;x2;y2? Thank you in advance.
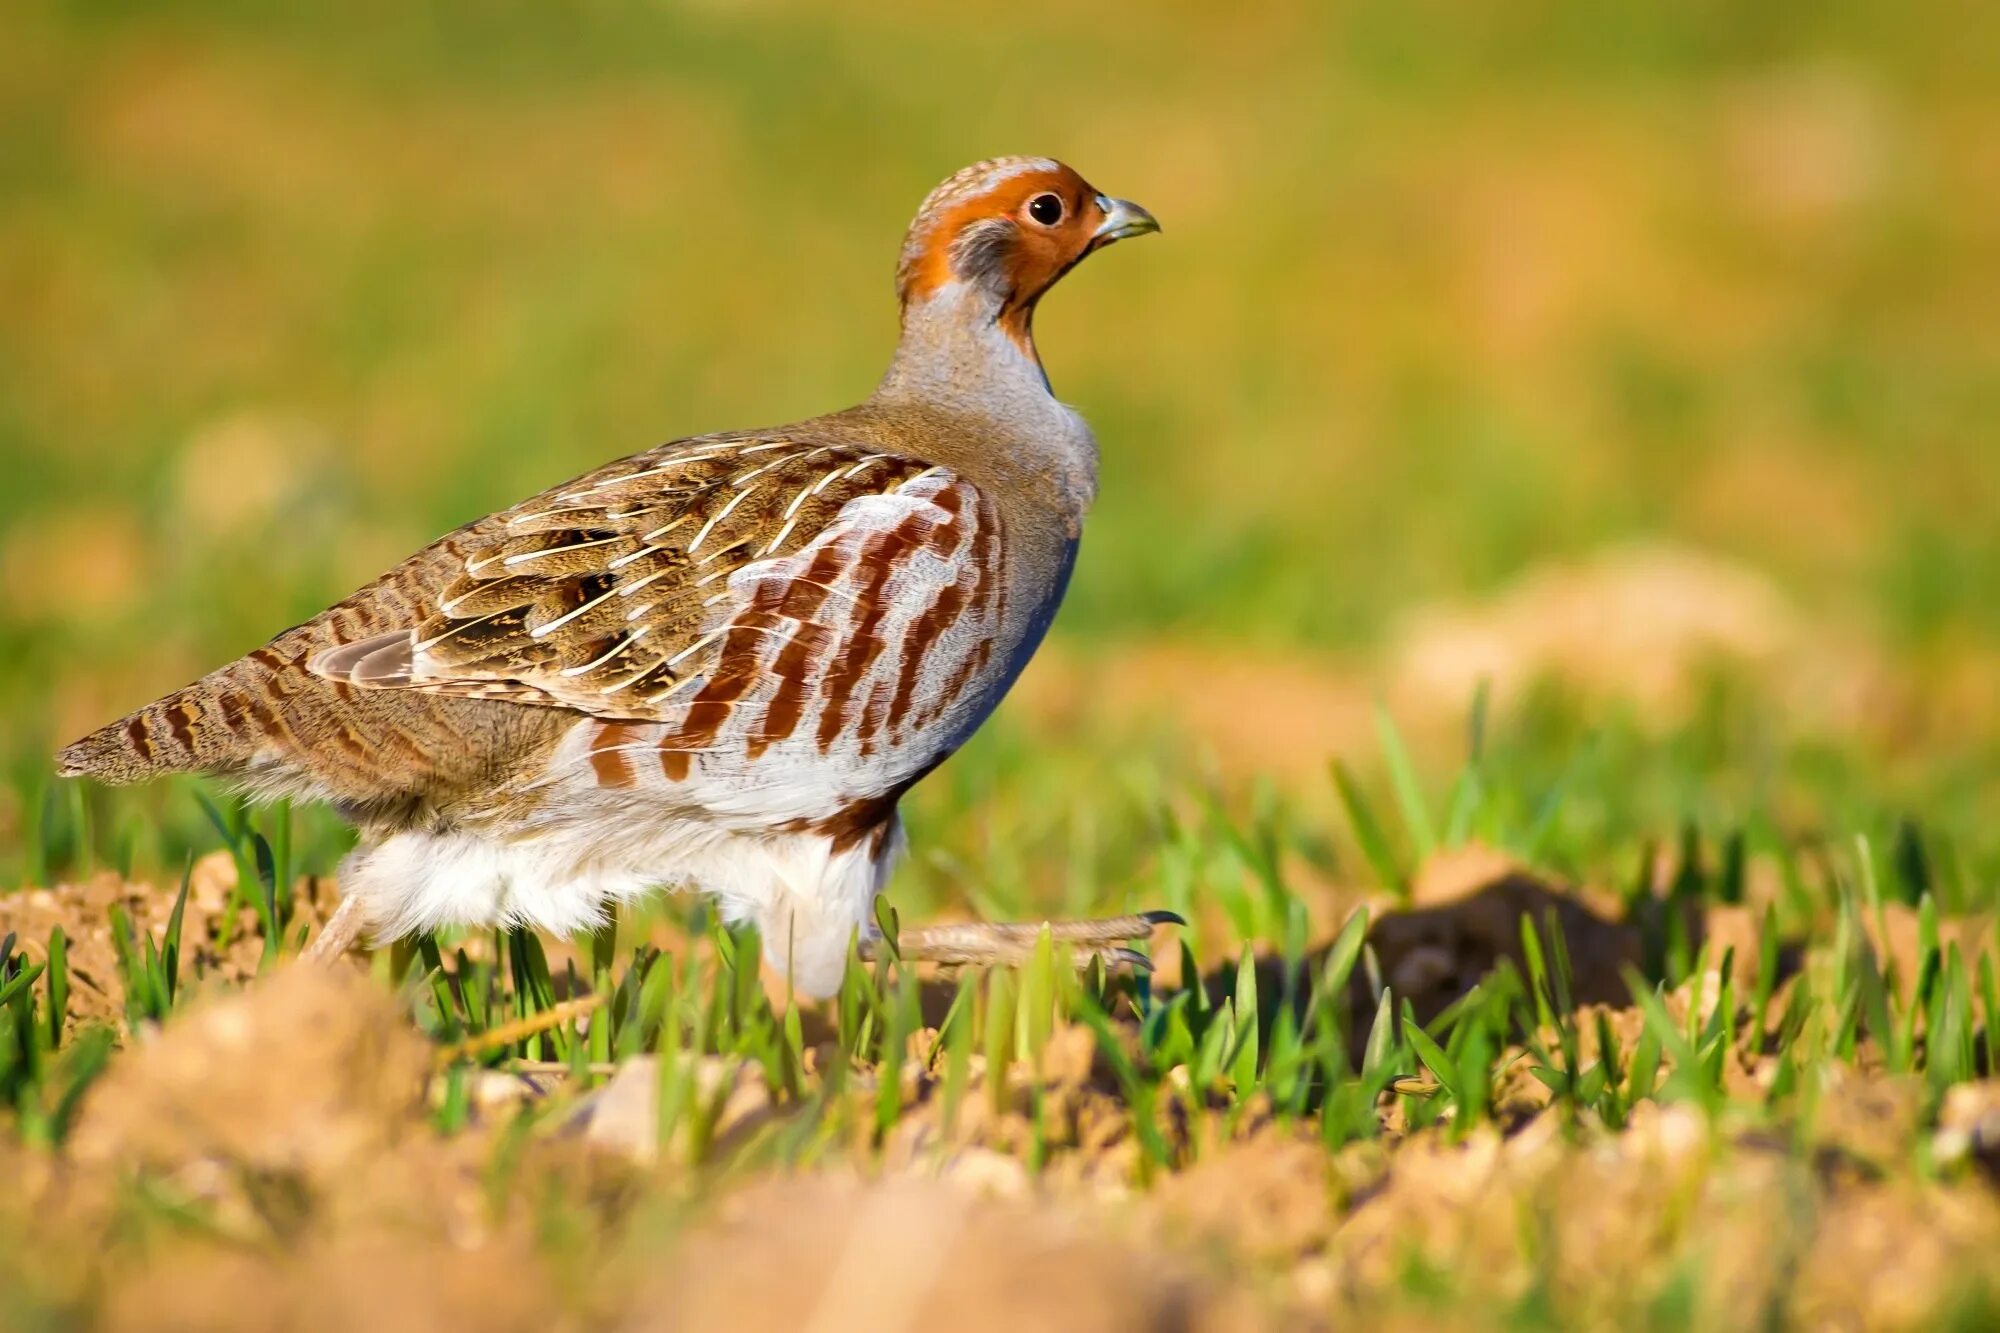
57;157;1167;996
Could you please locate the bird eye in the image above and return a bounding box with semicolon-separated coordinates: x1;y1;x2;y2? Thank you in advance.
1026;193;1064;226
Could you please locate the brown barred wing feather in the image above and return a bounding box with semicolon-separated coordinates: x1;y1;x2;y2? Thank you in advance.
538;462;1010;811
304;436;994;758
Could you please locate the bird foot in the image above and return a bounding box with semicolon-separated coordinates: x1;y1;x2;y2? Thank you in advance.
300;893;368;963
860;910;1184;972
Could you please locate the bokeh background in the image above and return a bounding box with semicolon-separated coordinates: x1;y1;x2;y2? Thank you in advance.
3;0;1997;895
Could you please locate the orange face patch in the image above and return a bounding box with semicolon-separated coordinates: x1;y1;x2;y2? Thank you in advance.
896;162;1113;330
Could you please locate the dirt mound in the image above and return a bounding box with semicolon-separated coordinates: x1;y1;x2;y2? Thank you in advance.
101;1236;561;1333
61;964;564;1333
0;853;340;1027
1327;1106;2000;1327
1372;844;1641;1020
1008;544;1899;785
1388;542;1884;730
70;962;430;1180
628;1175;1228;1333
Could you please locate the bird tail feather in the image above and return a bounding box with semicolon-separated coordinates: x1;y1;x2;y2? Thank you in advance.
55;671;266;785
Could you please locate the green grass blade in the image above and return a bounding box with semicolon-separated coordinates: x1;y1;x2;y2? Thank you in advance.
45;927;68;1050
1374;703;1437;859
1332;760;1404;895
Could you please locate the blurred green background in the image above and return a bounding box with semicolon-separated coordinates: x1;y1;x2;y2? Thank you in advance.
2;0;1996;896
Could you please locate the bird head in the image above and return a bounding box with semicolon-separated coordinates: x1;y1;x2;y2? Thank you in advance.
894;157;1158;343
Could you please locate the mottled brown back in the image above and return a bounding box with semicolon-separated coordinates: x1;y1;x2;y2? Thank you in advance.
54;513;574;829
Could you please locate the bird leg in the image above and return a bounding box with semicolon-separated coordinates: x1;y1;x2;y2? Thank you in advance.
860;910;1184;972
301;892;369;964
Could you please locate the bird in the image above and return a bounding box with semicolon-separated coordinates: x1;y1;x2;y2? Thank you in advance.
56;156;1172;997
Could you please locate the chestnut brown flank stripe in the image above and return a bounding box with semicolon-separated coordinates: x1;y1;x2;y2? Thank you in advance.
928;482;966;527
845;489;966;746
815;510;937;753
856;678;889;759
589;722;644;788
888;576;968;736
781;746;952;854
887;487;981;737
783;788;902;854
922;635;994;734
745;542;850;758
777;542;849;620
913;494;1001;732
663;605;787;778
747;622;836;758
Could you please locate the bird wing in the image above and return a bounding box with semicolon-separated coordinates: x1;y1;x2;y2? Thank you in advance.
307;435;1006;748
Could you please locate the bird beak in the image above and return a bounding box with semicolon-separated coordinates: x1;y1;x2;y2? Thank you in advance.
1092;196;1161;245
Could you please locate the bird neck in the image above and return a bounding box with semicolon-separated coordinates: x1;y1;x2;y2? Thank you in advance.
870;279;1097;523
875;281;1050;407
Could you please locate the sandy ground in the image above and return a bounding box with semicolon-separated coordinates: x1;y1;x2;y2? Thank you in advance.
6;846;2000;1331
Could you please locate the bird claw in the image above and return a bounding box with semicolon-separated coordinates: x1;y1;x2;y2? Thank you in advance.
1082;945;1156;973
